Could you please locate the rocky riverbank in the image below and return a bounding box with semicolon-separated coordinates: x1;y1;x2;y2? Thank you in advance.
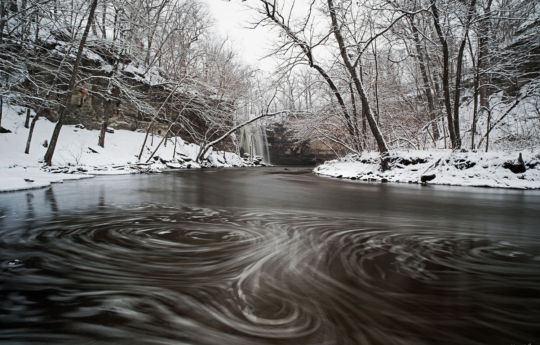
314;150;540;189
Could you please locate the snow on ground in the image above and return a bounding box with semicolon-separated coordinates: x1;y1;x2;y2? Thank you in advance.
0;167;92;193
0;104;250;192
314;150;540;190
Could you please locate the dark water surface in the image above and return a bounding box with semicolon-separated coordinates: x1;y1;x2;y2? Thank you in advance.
1;167;539;345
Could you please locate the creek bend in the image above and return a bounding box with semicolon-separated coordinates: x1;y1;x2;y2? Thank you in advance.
1;167;539;345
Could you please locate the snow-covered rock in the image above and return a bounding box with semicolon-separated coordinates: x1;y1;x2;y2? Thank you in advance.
314;150;540;189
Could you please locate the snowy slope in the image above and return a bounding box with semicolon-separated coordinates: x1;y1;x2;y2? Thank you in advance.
0;104;247;192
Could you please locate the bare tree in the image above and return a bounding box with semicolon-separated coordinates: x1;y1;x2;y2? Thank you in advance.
255;0;364;154
326;0;390;165
44;0;99;165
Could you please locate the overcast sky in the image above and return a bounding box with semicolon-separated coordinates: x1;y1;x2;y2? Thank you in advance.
201;0;278;71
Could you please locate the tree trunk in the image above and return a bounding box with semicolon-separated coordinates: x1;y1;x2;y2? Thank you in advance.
372;40;380;125
196;111;287;163
98;95;115;148
469;35;480;150
476;0;492;149
101;1;106;39
138;122;154;161
44;0;99;165
442;116;447;149
173;135;177;160
24;108;31;128
99;59;120;148
327;0;389;167
452;46;465;149
432;0;457;148
358;65;367;136
452;0;477;150
485;108;491;152
471;58;480;149
349;82;362;151
410;18;439;141
25;110;44;154
478;0;492;110
0;1;5;44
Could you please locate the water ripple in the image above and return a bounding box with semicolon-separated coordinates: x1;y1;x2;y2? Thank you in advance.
1;205;539;345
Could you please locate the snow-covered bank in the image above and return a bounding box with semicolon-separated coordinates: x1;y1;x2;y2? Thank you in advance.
314;150;540;190
0;105;254;192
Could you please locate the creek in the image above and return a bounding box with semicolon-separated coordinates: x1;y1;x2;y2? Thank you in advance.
1;167;539;344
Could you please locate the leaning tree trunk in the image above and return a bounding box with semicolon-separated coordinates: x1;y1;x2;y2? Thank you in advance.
25;110;44;154
196;111;287;163
327;0;389;168
43;0;98;165
24;108;31;128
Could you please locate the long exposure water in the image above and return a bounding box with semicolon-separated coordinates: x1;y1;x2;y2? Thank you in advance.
1;167;539;345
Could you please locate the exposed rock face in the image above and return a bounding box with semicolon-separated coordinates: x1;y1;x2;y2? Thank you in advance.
8;41;234;153
266;123;338;165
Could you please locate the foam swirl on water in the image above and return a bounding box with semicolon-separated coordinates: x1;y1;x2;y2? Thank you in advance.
1;205;539;345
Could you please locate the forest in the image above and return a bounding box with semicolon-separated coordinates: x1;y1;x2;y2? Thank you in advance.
0;0;539;188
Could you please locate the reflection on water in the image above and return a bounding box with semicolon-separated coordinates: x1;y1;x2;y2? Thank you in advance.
1;168;539;345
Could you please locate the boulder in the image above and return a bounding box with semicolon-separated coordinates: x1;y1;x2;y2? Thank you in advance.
503;153;526;174
421;174;436;184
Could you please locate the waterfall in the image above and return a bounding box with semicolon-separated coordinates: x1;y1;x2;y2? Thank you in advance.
261;126;271;164
240;124;271;164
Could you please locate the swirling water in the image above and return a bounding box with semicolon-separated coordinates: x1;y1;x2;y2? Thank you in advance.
1;167;539;345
